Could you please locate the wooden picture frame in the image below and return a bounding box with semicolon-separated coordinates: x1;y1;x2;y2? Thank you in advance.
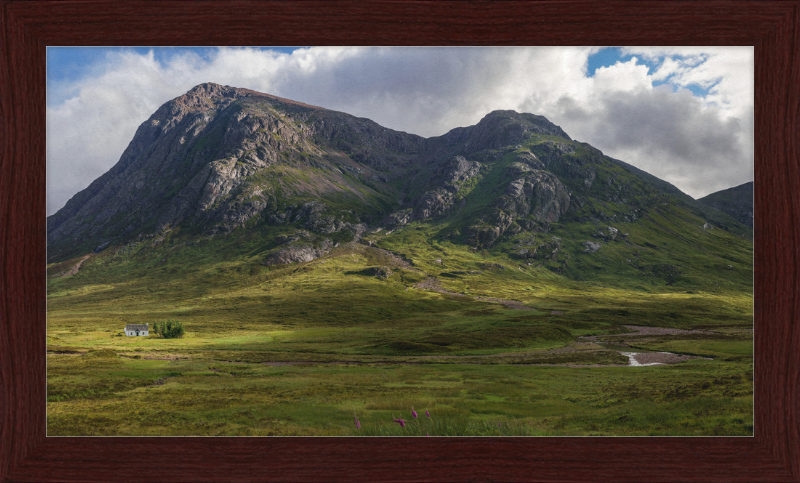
2;1;798;481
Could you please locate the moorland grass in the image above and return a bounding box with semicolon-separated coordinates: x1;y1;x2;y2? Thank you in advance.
47;216;752;436
47;356;752;436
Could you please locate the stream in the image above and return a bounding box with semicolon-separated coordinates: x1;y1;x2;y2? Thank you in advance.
592;340;691;366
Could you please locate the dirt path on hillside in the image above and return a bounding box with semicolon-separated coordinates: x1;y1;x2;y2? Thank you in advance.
59;254;92;277
414;277;536;310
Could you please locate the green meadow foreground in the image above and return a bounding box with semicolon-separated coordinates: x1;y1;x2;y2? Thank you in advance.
47;224;753;436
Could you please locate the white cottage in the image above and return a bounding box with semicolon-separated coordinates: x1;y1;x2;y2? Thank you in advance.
125;323;149;336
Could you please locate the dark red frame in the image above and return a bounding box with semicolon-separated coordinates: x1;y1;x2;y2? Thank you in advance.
2;1;798;481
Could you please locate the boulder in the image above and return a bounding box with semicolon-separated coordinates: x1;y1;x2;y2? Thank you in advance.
582;241;602;253
593;226;619;241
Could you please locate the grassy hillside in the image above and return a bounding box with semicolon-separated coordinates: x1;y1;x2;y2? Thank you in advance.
46;217;753;436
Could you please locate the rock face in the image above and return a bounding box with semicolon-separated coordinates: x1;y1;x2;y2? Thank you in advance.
495;170;571;223
405;155;482;223
697;182;753;228
47;83;753;266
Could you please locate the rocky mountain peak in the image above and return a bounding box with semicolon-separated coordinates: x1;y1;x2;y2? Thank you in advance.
478;110;571;141
185;82;242;98
435;109;571;155
159;83;326;121
159;83;246;115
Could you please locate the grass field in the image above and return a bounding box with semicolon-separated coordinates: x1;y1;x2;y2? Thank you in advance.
46;220;753;436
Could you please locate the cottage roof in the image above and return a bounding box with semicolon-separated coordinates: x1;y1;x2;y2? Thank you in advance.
126;324;149;331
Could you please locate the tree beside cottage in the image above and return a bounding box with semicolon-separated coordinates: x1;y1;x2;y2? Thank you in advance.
125;323;149;336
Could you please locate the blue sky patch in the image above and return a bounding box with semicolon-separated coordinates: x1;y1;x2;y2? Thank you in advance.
587;47;716;99
587;47;659;77
653;79;717;98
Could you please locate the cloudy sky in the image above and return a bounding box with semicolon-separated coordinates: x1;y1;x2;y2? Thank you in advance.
47;46;753;216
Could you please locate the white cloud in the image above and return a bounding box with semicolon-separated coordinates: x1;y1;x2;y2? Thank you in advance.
591;57;652;93
622;46;754;116
47;46;753;215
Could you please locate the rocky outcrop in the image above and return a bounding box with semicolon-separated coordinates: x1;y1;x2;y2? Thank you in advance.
511;235;563;261
385;208;414;226
494;169;571;223
592;226;619;241
414;155;482;221
261;244;330;265
582;241;602;253
386;155;482;225
433;155;482;188
414;188;454;220
466;209;516;248
464;163;570;248
507;152;546;175
261;232;334;266
530;142;599;192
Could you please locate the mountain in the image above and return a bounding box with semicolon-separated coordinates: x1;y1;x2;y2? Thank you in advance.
697;182;754;228
47;83;752;290
47;83;424;260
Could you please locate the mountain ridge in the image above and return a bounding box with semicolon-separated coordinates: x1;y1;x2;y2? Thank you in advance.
47;83;752;291
47;83;579;260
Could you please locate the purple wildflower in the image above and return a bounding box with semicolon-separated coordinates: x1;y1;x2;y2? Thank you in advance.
498;422;502;427
393;417;406;427
411;407;418;418
354;412;361;429
425;409;430;418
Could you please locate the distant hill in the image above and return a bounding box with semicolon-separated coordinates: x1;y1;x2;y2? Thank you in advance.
697;182;754;228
